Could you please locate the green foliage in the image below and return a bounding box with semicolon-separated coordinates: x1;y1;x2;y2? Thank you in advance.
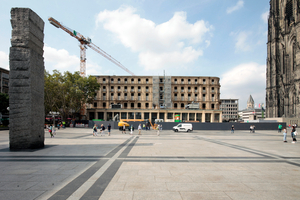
0;93;9;114
44;70;100;120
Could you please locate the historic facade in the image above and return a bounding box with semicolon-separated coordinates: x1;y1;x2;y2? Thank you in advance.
266;0;300;118
87;76;222;123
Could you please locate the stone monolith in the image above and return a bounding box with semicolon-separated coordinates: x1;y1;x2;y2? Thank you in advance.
9;8;45;149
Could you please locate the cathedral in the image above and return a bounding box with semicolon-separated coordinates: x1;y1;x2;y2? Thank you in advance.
266;0;300;118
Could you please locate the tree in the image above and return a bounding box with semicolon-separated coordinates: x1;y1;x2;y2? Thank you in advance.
0;93;9;114
44;70;100;120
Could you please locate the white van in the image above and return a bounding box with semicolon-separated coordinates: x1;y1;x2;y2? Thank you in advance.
173;123;193;132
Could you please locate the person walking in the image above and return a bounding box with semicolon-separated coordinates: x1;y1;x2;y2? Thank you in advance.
278;124;282;133
283;126;287;142
156;125;160;136
100;124;106;136
291;125;297;143
138;124;142;135
108;124;111;136
130;125;133;135
231;125;234;133
143;124;146;130
48;125;54;138
122;124;126;134
93;124;98;136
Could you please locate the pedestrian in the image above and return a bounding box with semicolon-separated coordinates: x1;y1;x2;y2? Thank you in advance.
48;125;54;138
250;125;253;133
278;124;282;133
122;124;126;134
108;124;111;136
143;123;146;130
156;125;160;136
93;124;98;136
283;126;287;142
252;125;255;133
231;125;234;133
100;124;105;136
291;125;297;143
130;125;133;135
160;124;162;131
138;124;142;135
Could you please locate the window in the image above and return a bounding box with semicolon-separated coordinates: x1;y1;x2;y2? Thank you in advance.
138;78;141;83
137;103;141;108
195;79;198;83
203;79;206;84
146;103;149;108
181;103;184;108
111;86;114;91
138;86;141;92
103;102;106;108
118;78;120;83
202;103;206;109
174;103;178;108
188;79;191;84
131;78;134;83
174;78;177;83
195;87;198;92
94;102;97;107
188;87;191;92
181;79;184;83
131;103;134;108
181;87;184;92
146;86;149;92
146;78;149;83
212;79;214;84
212;87;214;92
212;104;215;109
111;78;114;83
124;78;127;83
203;87;206;92
160;78;163;83
124;103;127;108
203;94;206;101
103;78;106;82
103;86;106;91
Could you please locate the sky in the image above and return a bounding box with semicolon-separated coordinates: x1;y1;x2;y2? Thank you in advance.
0;0;269;110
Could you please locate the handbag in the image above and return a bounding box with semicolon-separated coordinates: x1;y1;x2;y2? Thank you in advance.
294;131;298;136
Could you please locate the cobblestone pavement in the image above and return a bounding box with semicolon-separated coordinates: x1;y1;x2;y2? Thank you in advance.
0;128;300;200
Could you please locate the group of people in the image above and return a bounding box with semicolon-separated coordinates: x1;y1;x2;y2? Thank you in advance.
93;124;111;136
250;125;256;133
279;124;297;143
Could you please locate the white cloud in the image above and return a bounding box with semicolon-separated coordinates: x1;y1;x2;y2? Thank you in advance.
220;62;266;109
227;0;244;14
231;31;252;52
44;45;80;73
0;51;9;70
261;11;269;23
96;6;212;71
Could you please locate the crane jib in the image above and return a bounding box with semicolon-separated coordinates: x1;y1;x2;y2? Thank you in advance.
48;17;135;76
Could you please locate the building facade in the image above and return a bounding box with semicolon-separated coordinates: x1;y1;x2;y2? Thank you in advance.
220;99;239;122
266;0;300;118
87;76;222;123
0;67;9;94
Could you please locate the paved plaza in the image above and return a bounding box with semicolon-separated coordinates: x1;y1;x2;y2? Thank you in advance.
0;128;300;200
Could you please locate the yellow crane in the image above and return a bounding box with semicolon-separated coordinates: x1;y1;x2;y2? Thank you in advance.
48;17;135;77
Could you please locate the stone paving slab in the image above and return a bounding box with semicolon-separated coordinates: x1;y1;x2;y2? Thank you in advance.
0;128;300;199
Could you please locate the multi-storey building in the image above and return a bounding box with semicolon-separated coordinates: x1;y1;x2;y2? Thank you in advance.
0;67;9;94
220;99;239;122
87;75;222;123
266;0;300;118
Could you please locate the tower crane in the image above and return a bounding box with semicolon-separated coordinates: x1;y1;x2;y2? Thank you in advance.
48;17;135;77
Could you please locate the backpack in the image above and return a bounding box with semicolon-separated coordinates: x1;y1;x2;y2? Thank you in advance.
103;126;105;130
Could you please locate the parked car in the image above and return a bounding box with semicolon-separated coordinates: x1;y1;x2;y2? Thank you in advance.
173;123;193;132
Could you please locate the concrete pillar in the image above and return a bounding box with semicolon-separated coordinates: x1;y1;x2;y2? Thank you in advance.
9;8;45;149
210;113;214;122
202;112;205;122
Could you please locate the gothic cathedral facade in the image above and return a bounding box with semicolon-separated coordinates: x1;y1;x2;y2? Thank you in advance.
266;0;300;118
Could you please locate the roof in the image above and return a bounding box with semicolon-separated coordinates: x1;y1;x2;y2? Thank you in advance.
247;95;254;104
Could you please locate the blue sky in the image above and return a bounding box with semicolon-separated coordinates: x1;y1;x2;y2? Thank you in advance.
0;0;269;109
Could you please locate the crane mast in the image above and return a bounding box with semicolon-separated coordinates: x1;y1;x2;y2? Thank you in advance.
48;17;135;77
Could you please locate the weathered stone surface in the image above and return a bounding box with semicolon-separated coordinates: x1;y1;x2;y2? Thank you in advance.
9;8;45;150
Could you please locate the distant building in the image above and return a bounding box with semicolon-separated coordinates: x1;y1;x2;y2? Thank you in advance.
220;99;239;122
239;95;264;122
0;67;9;94
87;75;222;123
